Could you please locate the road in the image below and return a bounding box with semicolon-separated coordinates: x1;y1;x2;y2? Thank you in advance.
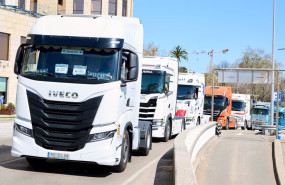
196;129;277;185
0;121;173;185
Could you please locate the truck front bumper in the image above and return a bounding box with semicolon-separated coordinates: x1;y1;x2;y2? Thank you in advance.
11;121;122;166
152;125;165;138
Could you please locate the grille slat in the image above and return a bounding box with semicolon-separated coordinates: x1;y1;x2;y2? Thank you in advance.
139;99;157;121
27;91;103;151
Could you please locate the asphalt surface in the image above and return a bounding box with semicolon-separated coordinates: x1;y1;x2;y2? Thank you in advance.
196;129;277;185
0;121;174;185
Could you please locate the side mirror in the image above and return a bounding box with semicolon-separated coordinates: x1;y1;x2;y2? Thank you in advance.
226;98;230;106
14;45;24;75
127;52;138;81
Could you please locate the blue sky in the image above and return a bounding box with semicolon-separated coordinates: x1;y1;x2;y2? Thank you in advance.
134;0;285;73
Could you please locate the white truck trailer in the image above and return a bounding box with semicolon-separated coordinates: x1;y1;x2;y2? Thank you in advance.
139;57;185;142
175;72;206;127
12;15;152;172
231;94;251;129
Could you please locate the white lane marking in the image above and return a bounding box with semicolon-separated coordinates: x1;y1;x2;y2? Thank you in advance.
121;155;162;185
237;132;243;136
0;158;23;165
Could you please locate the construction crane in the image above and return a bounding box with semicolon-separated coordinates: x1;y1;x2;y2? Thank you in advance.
190;49;229;72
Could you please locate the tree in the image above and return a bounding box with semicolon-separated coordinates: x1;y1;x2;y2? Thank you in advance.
179;67;188;73
170;45;188;63
143;42;159;56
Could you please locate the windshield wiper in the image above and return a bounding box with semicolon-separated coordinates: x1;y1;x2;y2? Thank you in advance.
65;75;98;80
25;72;56;77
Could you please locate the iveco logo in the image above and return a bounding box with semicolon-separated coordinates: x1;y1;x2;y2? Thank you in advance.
49;90;78;98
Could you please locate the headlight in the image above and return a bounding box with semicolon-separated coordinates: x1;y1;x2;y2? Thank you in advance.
88;130;116;142
14;123;33;138
218;120;223;124
153;119;164;126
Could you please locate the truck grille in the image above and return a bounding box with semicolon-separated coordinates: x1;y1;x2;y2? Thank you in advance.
203;110;220;121
27;90;103;152
139;99;157;121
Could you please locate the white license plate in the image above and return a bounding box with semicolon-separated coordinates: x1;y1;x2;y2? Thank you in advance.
47;152;69;160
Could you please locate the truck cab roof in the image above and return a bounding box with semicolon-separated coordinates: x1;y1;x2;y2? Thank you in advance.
28;15;143;53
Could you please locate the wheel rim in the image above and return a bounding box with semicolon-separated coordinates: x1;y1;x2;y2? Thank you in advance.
147;131;151;148
122;135;129;163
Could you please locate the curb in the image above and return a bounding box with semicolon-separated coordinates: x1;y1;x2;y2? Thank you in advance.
0;118;14;123
173;122;216;185
274;139;285;185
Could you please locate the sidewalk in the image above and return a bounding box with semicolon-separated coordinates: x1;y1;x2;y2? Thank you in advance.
0;114;15;123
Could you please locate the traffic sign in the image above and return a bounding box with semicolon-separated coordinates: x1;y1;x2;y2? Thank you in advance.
274;91;282;105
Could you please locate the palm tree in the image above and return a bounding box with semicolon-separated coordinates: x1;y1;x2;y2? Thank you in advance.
170;45;188;63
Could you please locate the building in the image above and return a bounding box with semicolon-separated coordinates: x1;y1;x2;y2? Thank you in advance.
0;0;134;105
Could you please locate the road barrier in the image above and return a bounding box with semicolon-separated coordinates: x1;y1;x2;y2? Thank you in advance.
173;122;216;185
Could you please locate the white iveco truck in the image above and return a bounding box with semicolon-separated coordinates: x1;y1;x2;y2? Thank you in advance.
12;15;152;172
175;72;206;127
139;57;184;142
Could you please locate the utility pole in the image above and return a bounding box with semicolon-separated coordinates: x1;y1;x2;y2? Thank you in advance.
271;0;276;126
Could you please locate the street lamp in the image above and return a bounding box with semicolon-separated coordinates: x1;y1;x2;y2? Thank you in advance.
271;0;276;126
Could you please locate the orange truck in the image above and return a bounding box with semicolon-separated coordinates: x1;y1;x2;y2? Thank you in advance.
204;86;234;129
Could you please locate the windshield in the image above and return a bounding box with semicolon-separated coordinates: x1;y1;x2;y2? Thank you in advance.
141;71;165;94
204;96;226;107
232;101;245;111
177;85;197;100
20;45;119;82
252;108;268;115
274;113;284;119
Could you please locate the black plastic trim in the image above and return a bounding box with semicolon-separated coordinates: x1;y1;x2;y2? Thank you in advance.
27;34;124;49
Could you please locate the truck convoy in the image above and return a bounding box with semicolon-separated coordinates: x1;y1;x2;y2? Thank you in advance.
251;102;271;130
12;15;152;172
231;94;251;130
204;86;232;129
176;72;205;127
139;57;184;142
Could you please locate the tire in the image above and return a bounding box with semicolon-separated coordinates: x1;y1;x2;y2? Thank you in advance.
196;117;201;126
181;118;186;131
225;119;229;130
112;130;130;172
138;127;152;156
242;121;246;130
162;119;171;142
26;157;46;167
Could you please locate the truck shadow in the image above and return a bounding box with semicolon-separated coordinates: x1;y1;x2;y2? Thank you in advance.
0;145;113;178
154;148;174;185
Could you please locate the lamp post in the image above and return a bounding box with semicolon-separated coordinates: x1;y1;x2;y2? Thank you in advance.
271;0;276;126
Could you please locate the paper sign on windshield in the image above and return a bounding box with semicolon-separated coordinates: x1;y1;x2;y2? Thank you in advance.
73;65;87;75
61;49;83;55
55;64;68;74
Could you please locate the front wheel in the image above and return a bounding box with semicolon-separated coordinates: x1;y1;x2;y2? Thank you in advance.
225;119;229;130
181;118;186;131
112;130;130;172
241;121;246;130
196;117;201;126
138;127;152;156
162;120;171;142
